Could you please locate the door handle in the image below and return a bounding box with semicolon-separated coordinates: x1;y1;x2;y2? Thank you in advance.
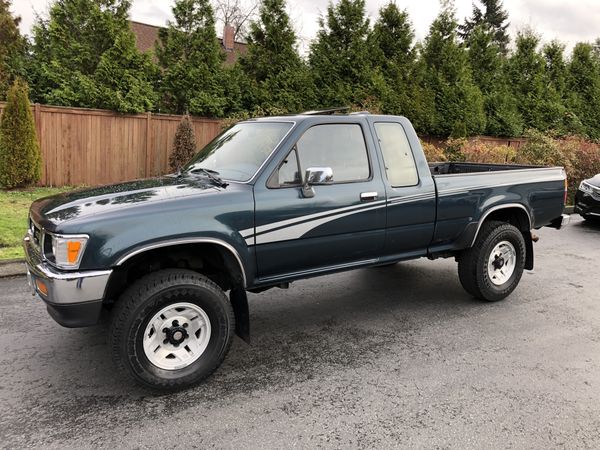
360;192;378;201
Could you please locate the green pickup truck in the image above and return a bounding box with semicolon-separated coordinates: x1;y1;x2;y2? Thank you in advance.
24;111;570;390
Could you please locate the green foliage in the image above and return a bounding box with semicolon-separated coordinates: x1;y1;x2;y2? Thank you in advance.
240;0;314;113
0;0;26;100
467;25;522;136
169;115;197;171
309;0;375;107
0;79;41;188
28;0;157;113
156;0;227;116
460;0;510;55
567;43;600;139
420;0;486;137
507;30;565;133
368;2;434;131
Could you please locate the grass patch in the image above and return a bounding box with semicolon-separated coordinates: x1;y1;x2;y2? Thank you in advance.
0;187;76;261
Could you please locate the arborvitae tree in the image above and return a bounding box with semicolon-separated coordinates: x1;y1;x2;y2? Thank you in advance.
543;41;567;98
309;0;376;107
239;0;314;113
369;4;412;113
421;0;486;136
157;0;227;116
0;0;26;100
29;0;157;113
567;43;600;139
169;115;197;171
507;30;565;132
467;24;522;136
460;0;510;55
0;79;41;188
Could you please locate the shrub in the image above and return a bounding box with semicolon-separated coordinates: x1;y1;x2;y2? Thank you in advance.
168;115;197;172
557;136;600;200
443;138;468;162
461;141;517;164
421;140;446;162
0;79;41;188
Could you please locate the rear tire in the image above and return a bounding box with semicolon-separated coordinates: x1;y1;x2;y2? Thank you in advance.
457;221;526;302
109;269;234;391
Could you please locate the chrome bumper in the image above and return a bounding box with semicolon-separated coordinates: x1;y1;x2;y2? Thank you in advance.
23;236;111;307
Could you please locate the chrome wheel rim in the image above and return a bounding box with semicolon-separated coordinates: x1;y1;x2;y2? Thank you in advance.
142;302;211;371
487;241;516;286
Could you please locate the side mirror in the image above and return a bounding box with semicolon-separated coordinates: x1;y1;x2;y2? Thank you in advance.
302;167;333;198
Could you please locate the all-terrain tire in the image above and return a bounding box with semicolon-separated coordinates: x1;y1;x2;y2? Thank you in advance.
109;269;234;391
457;221;526;302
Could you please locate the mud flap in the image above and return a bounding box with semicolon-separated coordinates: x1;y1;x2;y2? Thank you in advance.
230;287;250;344
523;231;534;270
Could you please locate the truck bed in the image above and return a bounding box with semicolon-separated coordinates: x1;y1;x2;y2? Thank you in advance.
429;162;540;175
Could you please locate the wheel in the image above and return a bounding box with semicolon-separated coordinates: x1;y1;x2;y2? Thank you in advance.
457;220;526;302
109;269;234;391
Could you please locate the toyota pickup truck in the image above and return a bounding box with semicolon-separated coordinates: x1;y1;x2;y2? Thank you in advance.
24;111;570;390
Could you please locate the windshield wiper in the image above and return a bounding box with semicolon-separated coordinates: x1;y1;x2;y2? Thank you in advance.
187;167;228;187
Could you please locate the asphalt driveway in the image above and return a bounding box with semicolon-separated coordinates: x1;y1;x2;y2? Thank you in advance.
1;215;599;448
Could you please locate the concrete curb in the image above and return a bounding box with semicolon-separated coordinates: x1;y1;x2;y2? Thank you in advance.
0;259;26;278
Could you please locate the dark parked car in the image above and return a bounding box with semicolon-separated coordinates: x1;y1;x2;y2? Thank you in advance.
24;111;570;390
575;174;600;221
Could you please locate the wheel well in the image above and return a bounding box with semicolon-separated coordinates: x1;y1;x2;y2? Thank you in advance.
103;243;245;306
478;206;534;270
483;207;531;232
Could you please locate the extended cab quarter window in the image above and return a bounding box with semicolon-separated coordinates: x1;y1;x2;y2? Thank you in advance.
295;124;371;183
374;122;418;187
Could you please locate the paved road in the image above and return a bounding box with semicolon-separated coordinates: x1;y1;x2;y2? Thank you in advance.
1;216;599;449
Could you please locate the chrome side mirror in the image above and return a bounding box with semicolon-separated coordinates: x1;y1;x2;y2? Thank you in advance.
302;167;333;198
305;167;333;185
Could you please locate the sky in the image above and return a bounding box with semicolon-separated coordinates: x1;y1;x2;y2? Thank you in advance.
10;0;600;54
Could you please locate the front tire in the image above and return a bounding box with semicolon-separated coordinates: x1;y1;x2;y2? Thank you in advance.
458;221;526;302
109;269;234;391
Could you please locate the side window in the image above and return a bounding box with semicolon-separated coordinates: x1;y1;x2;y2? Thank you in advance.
374;122;418;187
276;148;302;186
296;124;370;183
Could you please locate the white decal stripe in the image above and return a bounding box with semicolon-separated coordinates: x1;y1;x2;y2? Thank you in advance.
255;203;387;245
242;199;387;239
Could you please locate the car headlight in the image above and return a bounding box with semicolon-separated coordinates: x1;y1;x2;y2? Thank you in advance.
44;233;89;269
579;181;594;194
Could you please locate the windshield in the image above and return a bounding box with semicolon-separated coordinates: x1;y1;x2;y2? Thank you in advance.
184;122;293;182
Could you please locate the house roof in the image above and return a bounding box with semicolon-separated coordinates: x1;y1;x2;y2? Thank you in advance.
129;20;248;65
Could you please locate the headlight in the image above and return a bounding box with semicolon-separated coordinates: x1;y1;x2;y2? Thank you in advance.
579;181;593;193
45;233;89;269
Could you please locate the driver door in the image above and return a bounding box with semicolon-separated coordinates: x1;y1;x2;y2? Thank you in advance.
253;122;387;280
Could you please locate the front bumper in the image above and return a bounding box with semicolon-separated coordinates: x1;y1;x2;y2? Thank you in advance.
23;236;112;327
574;189;600;218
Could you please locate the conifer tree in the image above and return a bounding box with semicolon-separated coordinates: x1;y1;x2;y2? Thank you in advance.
309;0;375;107
29;0;157;113
507;30;565;132
567;43;600;138
157;0;227;116
169;115;197;171
460;0;509;54
240;0;314;113
0;79;41;188
0;0;26;100
421;0;486;136
467;24;522;136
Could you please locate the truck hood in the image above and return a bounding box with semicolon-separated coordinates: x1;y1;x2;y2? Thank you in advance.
30;175;224;228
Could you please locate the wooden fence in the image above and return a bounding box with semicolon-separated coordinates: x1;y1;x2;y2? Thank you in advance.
0;103;223;187
0;102;533;187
